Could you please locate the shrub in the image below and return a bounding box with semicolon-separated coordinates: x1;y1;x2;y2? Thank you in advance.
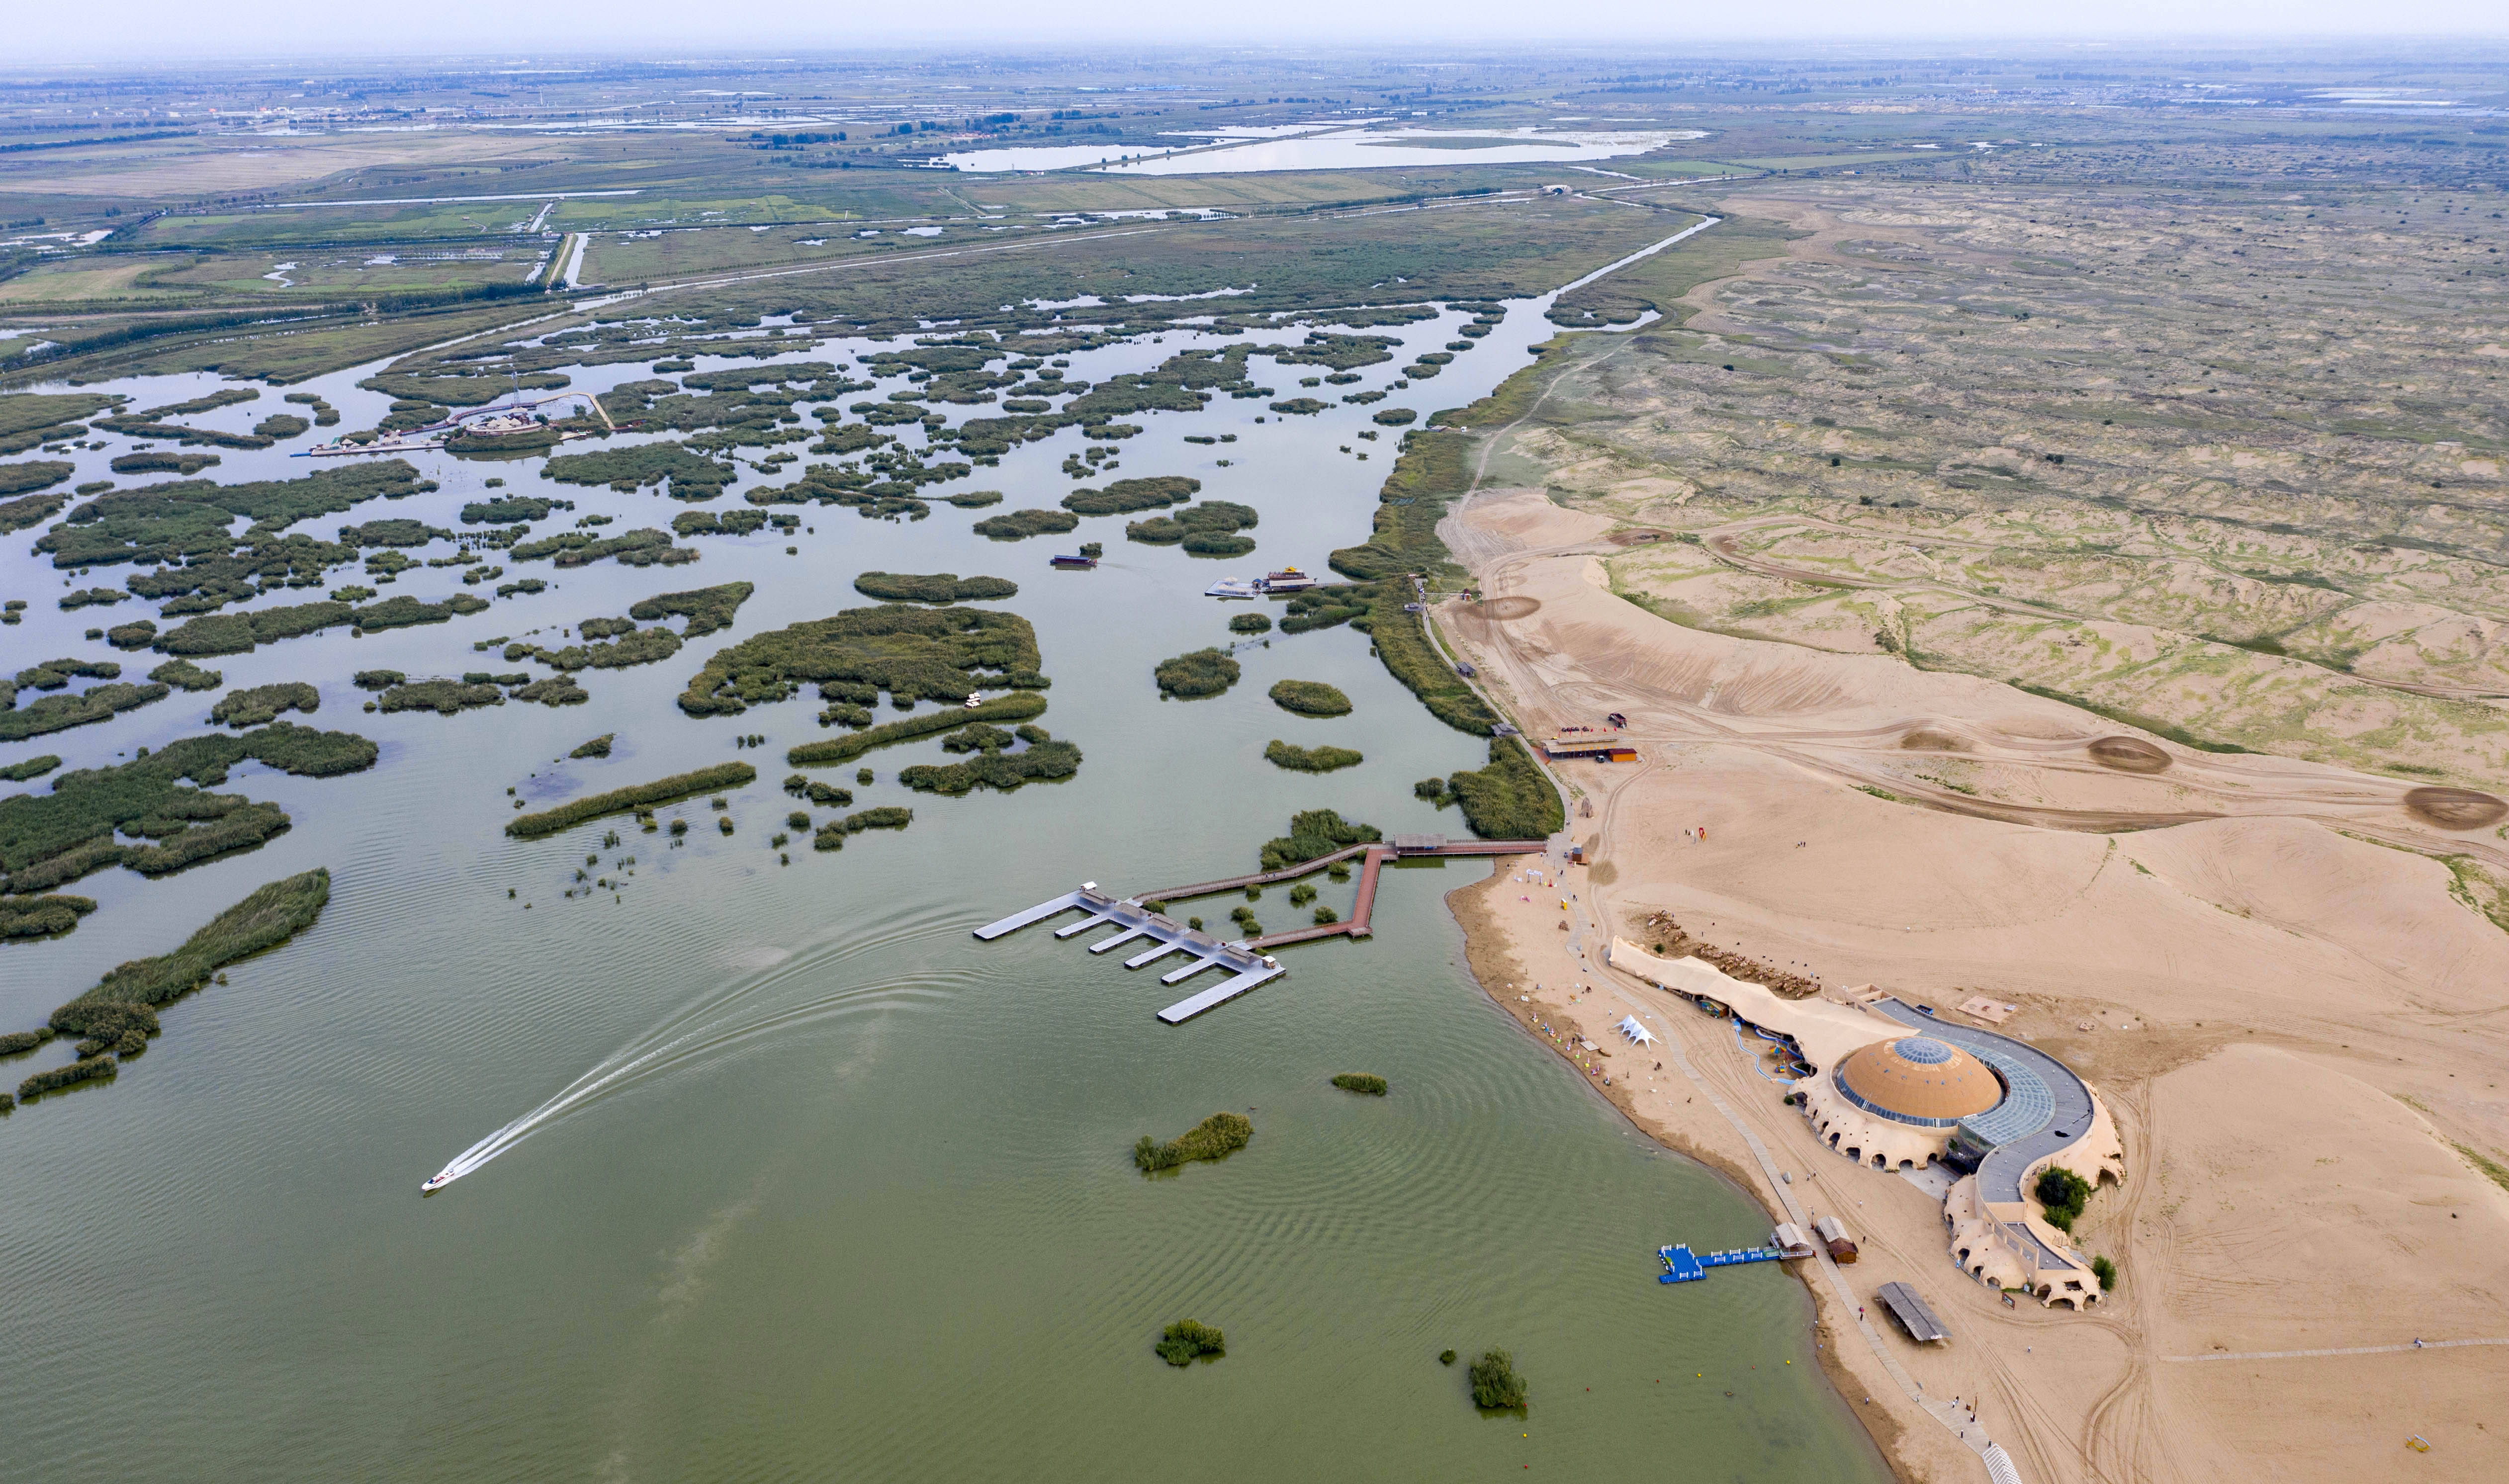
1155;648;1240;698
379;679;503;715
1439;1349;1457;1366
1468;1349;1527;1409
1126;500;1258;556
1268;680;1351;716
1414;777;1449;801
1332;1072;1387;1095
1134;1111;1253;1173
1229;613;1271;634
1373;408;1418;426
1155;1318;1226;1366
2092;1255;2117;1291
508;763;756;839
2035;1166;2092;1230
1312;905;1339;925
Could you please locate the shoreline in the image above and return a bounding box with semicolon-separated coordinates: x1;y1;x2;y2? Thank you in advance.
1444;863;1925;1484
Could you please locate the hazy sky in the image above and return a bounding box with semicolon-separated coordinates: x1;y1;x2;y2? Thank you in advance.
10;3;2508;64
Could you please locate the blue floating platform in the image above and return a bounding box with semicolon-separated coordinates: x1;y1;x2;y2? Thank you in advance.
1657;1243;1782;1284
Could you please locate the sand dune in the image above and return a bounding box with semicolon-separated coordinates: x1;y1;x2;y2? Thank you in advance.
1438;487;2509;1484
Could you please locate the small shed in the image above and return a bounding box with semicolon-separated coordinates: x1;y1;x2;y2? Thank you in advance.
1876;1282;1952;1344
1772;1222;1817;1260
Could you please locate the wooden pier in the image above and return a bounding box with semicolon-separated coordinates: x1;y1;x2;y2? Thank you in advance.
976;835;1555;1024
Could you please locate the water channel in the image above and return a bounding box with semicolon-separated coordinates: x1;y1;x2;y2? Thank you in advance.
0;255;1892;1482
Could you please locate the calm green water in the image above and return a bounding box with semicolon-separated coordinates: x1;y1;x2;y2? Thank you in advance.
0;282;1890;1482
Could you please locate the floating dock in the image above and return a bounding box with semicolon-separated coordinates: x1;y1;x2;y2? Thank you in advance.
979;836;1554;1024
1657;1242;1787;1284
974;884;1286;1023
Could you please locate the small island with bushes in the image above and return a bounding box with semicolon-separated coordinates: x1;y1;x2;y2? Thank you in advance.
1268;680;1351;716
1469;1349;1527;1410
1155;1318;1226;1366
1135;1111;1253;1173
1331;1073;1388;1096
1155;648;1240;698
1264;740;1362;773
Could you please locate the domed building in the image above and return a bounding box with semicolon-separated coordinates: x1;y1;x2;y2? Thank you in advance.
1609;937;2128;1309
1834;1037;2004;1127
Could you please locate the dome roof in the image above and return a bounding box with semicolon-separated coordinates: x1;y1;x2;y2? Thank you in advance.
1834;1036;2003;1126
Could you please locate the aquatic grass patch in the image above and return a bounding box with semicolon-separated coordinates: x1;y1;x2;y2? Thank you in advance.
0;459;76;496
26;869;331;1090
683;605;1044;718
1268;680;1351;717
1264;740;1363;773
810;805;913;849
540;441;738;501
788;693;1047;765
1445;738;1562;841
1059;475;1200;516
153;592;488;657
629;581;753;636
1155;648;1240;698
1125;500;1257;557
1331;1072;1388;1096
506;626;682;672
1;489;72;533
852;572;1020;605
569;733;615;760
209;682;319;728
1258;809;1381;872
507;763;758;840
1;893;96;941
378;679;504;715
900;726;1081;795
149;658;222;692
1134;1111;1253;1173
971;508;1079;540
0;755;62;783
36;461;429;568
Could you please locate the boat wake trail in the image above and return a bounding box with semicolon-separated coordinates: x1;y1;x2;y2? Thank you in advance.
423;906;970;1193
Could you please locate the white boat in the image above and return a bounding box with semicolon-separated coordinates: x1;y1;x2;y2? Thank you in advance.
964;693;985;708
1205;577;1259;599
421;1170;455;1194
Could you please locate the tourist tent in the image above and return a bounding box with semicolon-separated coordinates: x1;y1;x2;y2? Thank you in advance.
1615;1015;1656;1046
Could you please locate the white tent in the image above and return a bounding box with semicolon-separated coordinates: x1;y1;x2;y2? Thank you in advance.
1615;1015;1656;1046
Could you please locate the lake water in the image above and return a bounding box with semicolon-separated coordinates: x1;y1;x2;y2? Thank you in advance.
942;127;1705;175
0;258;1889;1482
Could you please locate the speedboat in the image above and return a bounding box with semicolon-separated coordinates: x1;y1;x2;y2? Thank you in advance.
964;693;985;708
421;1170;455;1194
1205;577;1258;599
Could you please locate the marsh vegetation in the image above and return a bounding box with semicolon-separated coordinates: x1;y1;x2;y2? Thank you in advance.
1133;1111;1253;1173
